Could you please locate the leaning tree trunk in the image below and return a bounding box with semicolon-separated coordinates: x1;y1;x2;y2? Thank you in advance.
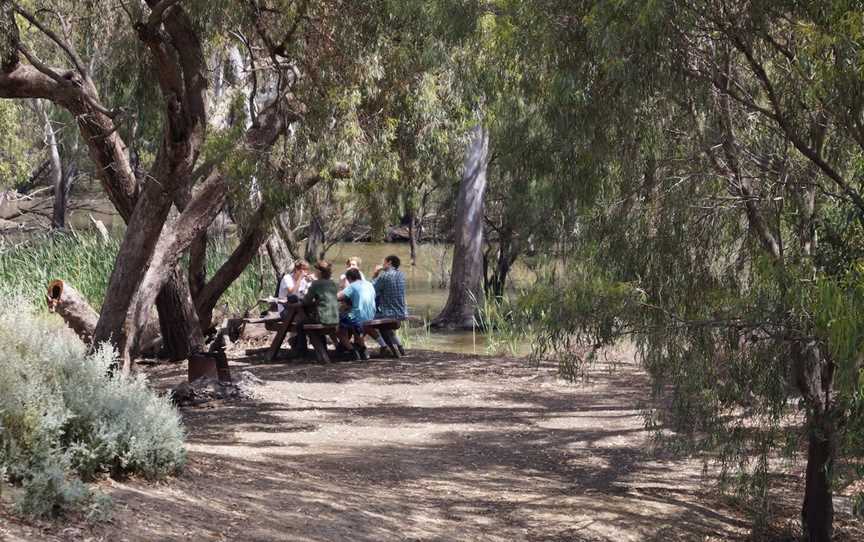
46;279;98;344
433;125;489;329
265;232;292;278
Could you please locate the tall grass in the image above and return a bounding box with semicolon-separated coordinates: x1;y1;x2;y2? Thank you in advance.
0;232;117;308
473;291;537;357
0;232;268;313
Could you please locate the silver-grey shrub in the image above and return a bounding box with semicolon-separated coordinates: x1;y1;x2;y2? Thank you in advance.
0;299;186;518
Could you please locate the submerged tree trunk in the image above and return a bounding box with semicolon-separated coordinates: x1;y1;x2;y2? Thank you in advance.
433;125;489;329
407;208;417;267
486;231;518;300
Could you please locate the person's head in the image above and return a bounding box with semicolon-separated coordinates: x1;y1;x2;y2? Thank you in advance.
345;267;361;283
293;260;310;275
384;254;401;270
346;256;361;269
314;260;332;280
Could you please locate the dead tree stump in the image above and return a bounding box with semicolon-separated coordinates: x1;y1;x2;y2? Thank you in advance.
46;279;98;345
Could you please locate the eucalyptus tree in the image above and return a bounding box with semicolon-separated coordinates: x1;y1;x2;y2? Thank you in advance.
0;0;448;369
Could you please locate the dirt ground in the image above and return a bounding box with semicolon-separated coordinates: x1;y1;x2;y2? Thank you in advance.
2;347;862;542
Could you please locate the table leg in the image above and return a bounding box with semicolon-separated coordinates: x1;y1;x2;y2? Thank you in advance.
267;312;296;362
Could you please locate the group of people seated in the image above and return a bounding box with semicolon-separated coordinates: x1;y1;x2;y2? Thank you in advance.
274;255;407;360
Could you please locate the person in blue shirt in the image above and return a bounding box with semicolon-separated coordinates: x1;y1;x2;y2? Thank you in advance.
337;268;376;360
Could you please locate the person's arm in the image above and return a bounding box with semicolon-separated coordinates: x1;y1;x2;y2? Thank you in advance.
287;271;303;294
373;273;384;295
337;284;351;301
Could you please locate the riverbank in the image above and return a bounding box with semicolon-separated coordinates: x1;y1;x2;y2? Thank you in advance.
6;346;861;541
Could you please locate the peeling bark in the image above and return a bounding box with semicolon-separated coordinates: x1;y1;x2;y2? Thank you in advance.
433;125;489;329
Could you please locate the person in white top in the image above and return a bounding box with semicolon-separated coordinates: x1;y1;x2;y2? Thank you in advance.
338;256;365;289
277;260;313;314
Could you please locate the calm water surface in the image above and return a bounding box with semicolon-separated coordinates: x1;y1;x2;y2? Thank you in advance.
326;242;533;356
2;192;532;355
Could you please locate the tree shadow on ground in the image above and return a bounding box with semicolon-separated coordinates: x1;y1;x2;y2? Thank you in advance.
91;351;766;541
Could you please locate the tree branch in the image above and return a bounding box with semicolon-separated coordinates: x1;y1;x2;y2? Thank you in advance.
13;3;88;80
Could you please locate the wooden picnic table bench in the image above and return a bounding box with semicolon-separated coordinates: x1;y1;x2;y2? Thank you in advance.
362;318;402;358
244;306;404;363
244;311;337;363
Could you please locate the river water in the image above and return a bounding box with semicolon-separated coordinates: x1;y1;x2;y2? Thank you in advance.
2;193;531;355
324;242;533;356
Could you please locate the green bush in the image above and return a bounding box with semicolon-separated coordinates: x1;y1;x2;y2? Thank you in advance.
0;299;186;518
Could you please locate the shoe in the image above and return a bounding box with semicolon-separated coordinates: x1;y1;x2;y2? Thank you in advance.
351;348;363;361
358;346;369;361
397;344;406;356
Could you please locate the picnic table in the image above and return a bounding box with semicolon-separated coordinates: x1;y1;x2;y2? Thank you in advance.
245;296;403;363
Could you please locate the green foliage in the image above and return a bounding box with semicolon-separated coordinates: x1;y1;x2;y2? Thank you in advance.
0;101;39;188
0;299;185;518
475;0;864;530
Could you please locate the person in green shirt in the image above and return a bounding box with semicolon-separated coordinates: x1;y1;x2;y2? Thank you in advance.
303;260;339;325
282;260;339;359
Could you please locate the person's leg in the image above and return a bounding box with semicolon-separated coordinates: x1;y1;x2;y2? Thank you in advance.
338;315;361;358
373;328;387;348
392;325;406;355
352;328;368;360
288;322;310;359
337;328;352;349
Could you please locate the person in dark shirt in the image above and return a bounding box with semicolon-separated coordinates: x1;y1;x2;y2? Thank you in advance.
284;261;338;358
372;254;407;356
303;261;339;325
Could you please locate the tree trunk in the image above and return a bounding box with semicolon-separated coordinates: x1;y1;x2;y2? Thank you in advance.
488;231;518;299
92;179;176;364
46;279;98;345
792;340;836;541
156;267;205;360
40;104;66;230
433;125;489;329
196;206;272;330
408;209;417;267
305;214;324;263
802;415;835;542
188;230;208;299
265;232;292;277
124;171;229;366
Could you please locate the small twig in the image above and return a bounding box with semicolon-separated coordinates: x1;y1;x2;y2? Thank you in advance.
296;395;336;403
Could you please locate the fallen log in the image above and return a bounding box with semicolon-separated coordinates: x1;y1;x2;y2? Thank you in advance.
46;279;99;345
